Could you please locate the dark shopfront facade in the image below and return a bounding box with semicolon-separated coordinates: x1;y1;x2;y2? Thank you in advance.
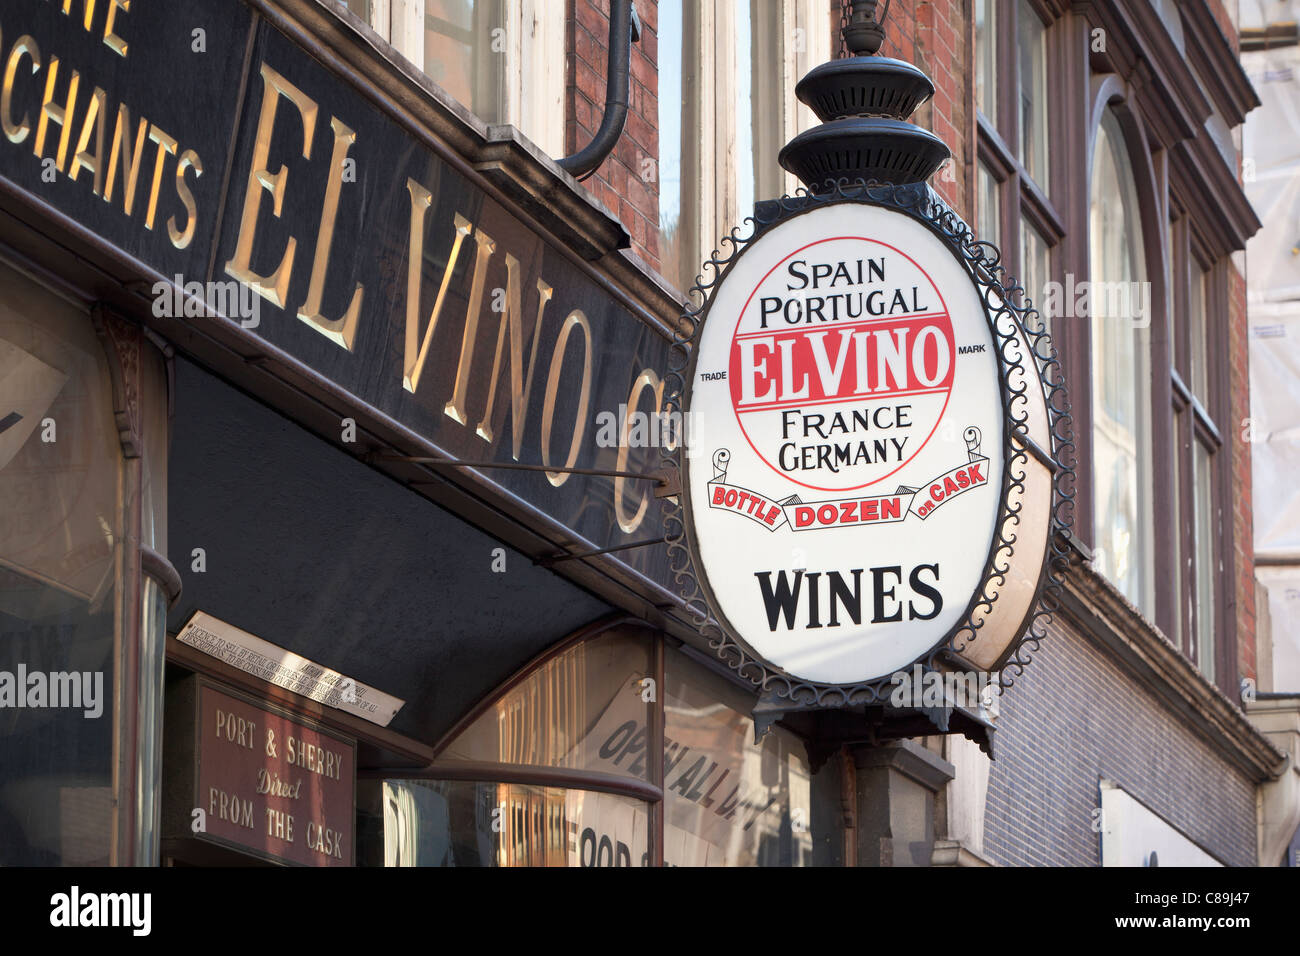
0;0;860;867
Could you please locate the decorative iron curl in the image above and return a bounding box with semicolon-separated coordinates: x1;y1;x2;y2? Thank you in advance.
657;176;1075;710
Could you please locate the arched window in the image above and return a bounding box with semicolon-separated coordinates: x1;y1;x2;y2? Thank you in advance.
1089;108;1153;611
359;619;820;866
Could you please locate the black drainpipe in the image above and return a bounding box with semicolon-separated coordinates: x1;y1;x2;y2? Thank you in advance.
558;0;640;180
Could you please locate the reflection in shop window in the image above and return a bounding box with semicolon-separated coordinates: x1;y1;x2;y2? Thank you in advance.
365;780;651;867
434;627;653;781
363;624;822;865
0;261;122;865
664;646;812;867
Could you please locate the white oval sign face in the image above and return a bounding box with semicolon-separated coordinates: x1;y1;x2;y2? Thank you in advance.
685;202;1005;685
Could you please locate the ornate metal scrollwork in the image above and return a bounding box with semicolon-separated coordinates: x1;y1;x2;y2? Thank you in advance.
657;176;1075;709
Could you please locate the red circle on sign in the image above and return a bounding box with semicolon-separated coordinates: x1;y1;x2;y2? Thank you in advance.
726;236;955;492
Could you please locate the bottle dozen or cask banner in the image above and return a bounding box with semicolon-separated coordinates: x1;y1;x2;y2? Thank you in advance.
705;427;991;532
0;0;677;590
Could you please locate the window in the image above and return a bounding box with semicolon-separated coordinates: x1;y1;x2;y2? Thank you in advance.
360;621;826;866
663;646;813;866
0;260;123;864
1168;212;1223;681
974;0;1061;323
977;163;1001;249
975;0;998;125
1020;218;1051;334
336;0;565;155
1089;108;1153;612
657;0;831;295
1016;2;1049;191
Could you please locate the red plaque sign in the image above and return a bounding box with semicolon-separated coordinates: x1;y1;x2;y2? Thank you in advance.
194;683;355;866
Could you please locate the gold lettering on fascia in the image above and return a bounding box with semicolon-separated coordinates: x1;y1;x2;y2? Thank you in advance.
33;53;79;171
541;310;593;487
401;183;657;507
104;103;147;213
225;63;317;310
169;149;202;249
403;185;469;393
225;63;362;351
615;369;664;533
297;116;364;350
475;255;552;456
0;21;202;249
145;123;176;231
403;187;556;462
67;83;103;193
53;0;130;58
443;227;497;426
2;34;39;144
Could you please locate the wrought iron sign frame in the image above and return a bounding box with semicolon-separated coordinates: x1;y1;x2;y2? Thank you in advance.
660;177;1075;709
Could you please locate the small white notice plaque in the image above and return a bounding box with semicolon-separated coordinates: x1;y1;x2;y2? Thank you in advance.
176;611;404;727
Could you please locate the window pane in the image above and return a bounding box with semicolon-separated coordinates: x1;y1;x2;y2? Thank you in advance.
365;780;650;866
434;627;654;782
424;0;503;124
1089;109;1153;612
1017;1;1049;191
1172;410;1187;650
1194;442;1215;681
664;647;814;866
657;0;688;291
341;0;370;20
0;261;122;864
736;0;755;222
975;0;998;124
1020;218;1051;334
1189;266;1209;404
977;163;1000;249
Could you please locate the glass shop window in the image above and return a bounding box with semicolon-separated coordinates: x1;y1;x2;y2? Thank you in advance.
359;622;821;866
376;780;652;867
0;260;123;865
663;646;813;867
435;627;654;781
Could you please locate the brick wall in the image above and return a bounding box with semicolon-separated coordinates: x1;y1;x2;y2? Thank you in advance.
984;617;1258;867
835;0;969;217
566;0;660;270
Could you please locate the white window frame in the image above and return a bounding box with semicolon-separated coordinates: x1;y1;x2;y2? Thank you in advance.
348;0;566;156
665;0;830;295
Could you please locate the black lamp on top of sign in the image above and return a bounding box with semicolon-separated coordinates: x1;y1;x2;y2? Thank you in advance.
659;0;1073;733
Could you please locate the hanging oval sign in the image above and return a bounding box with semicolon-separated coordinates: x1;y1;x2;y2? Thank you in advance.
679;194;1058;690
